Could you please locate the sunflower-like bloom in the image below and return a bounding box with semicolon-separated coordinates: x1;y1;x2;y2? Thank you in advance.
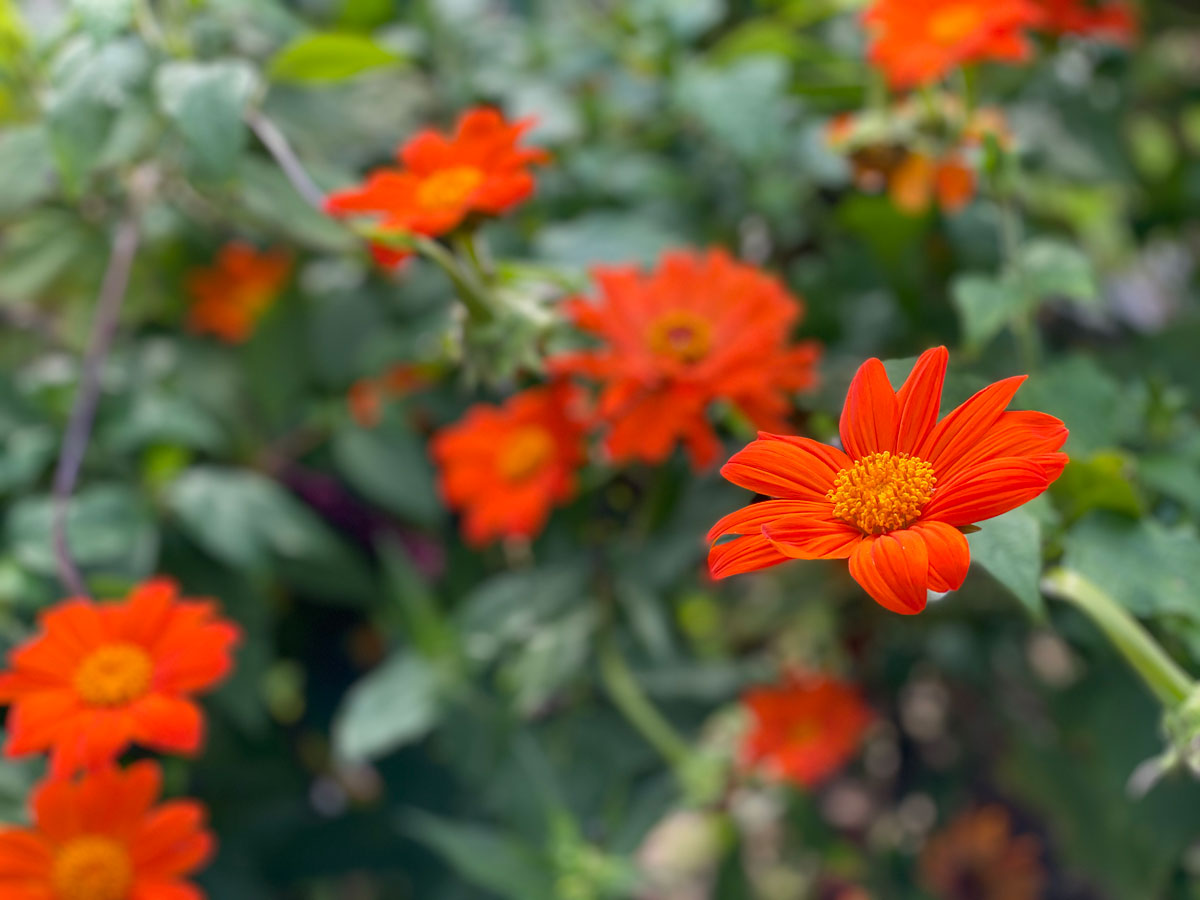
551;249;821;469
741;674;873;788
708;347;1068;614
864;0;1041;89
920;806;1047;900
0;762;214;899
326;107;548;261
186;242;290;343
431;382;586;546
0;578;240;778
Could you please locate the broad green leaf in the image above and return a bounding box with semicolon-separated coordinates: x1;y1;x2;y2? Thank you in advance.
967;508;1045;617
71;0;135;37
535;212;686;267
0;126;55;218
155;60;258;177
501;607;596;715
234;157;356;251
952;273;1021;351
457;563;591;661
333;652;442;761
332;423;443;526
1013;239;1099;305
1050;452;1144;522
1019;355;1137;457
269;32;402;83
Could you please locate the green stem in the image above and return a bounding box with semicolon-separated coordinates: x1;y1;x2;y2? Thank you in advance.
961;65;979;118
410;235;495;323
1042;568;1195;708
599;638;691;770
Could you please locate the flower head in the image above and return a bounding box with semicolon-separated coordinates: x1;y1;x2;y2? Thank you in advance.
326;107;548;248
0;762;214;900
864;0;1041;89
551;249;821;469
0;578;240;778
431;382;586;546
920;806;1046;900
186;242;290;343
708;347;1068;614
1038;0;1136;43
741;673;873;788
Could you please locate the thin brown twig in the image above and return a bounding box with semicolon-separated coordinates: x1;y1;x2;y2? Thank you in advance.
51;168;156;598
246;108;327;210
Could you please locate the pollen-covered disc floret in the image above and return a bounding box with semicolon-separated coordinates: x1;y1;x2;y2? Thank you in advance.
52;836;134;900
827;451;936;534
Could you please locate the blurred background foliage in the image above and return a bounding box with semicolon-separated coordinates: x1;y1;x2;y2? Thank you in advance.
4;0;1200;897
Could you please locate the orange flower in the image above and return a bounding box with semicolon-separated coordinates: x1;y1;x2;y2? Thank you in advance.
1038;0;1136;42
551;249;821;469
920;806;1046;900
0;578;240;779
348;364;433;428
708;347;1068;614
326;107;548;245
864;0;1041;89
186;242;290;343
0;761;214;900
431;382;586;546
741;674;873;789
890;153;977;215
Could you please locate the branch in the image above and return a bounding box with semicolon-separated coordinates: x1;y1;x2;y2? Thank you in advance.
51;169;155;598
246;108;327;210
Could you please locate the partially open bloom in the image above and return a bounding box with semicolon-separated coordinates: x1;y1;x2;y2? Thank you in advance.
326;107;548;254
186;242;290;343
0;578;240;778
0;761;214;899
1038;0;1136;43
551;249;821;469
889;152;976;215
708;347;1068;614
741;673;873;788
920;806;1046;900
864;0;1041;89
431;382;585;546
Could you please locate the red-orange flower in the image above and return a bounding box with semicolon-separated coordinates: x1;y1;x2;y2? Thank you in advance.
186;242;290;343
864;0;1042;89
0;761;214;900
889;152;976;215
708;347;1068;614
551;249;821;469
1038;0;1136;42
920;806;1046;900
0;578;240;779
741;674;873;789
431;382;586;546
348;364;433;428
326;107;548;246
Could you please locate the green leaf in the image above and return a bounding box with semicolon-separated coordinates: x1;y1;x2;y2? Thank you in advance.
234;157;356;252
967;508;1045;617
332;652;442;761
952;273;1022;352
0;126;55;218
1050;452;1144;522
269;32;402;83
155;60;258;177
401;810;555;900
1019;355;1136;457
71;0;135;37
332;423;443;526
501;607;597;715
1012;238;1099;305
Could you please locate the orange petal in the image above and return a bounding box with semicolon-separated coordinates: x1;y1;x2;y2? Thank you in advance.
839;358;898;460
0;830;52;877
720;436;848;501
910;520;970;592
130;695;204;755
889;153;935;215
762;517;863;560
917;376;1026;471
895;347;948;455
707;499;833;544
935;157;975;212
709;535;791;579
937;410;1068;483
848;532;929;615
922;457;1051;527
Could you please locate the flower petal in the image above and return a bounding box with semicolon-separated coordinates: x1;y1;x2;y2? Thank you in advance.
917;376;1026;471
720;435;849;501
922;457;1052;527
847;531;929;615
707;499;833;543
130;695;204;755
709;535;790;579
910;521;971;592
761;517;863;560
839;358;899;459
895;346;948;454
937;410;1068;483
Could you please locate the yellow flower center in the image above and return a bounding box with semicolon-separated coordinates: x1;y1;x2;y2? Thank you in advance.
416;166;484;211
647;310;713;364
827;451;936;535
929;3;985;43
498;426;556;483
73;643;153;708
52;836;133;900
789;718;821;746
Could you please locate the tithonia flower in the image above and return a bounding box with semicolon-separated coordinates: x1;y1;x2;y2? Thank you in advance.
0;578;240;778
889;152;976;215
741;674;873;788
186;242;290;343
431;382;585;546
348;364;433;429
708;347;1068;614
551;249;821;469
326;107;548;249
920;806;1046;900
0;761;214;900
1038;0;1136;43
864;0;1042;89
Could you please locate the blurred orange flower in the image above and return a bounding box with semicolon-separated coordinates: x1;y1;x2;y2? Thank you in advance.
864;0;1041;89
0;578;240;779
708;347;1068;614
890;152;977;215
348;364;433;428
186;242;290;343
741;673;873;789
326;107;548;254
0;761;214;900
1039;0;1136;42
431;382;586;546
920;806;1047;900
551;249;821;470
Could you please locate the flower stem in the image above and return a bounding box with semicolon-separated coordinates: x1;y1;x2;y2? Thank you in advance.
599;637;691;771
1042;568;1195;708
410;235;495;324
